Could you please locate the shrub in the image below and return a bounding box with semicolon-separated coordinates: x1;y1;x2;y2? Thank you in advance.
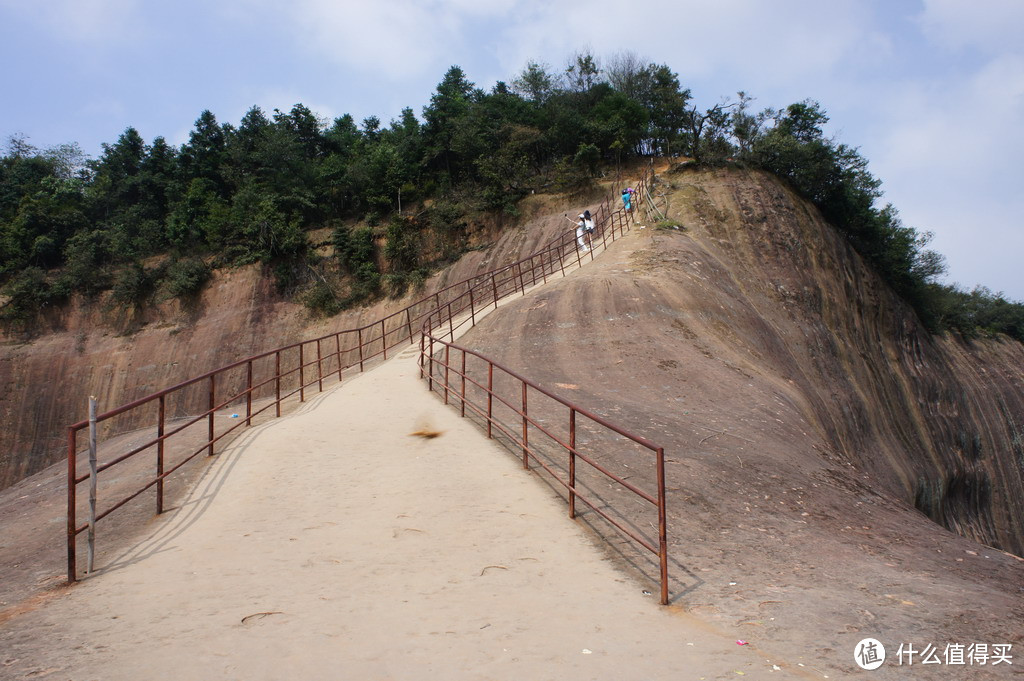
110;261;157;307
0;266;51;323
163;258;210;300
303;280;341;317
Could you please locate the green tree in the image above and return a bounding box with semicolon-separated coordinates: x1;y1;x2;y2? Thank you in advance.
565;50;602;92
179;110;227;195
511;61;557;104
422;66;477;181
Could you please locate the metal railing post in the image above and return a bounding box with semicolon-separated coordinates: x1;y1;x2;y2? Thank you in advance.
419;332;425;378
317;339;323;391
469;287;476;327
87;398;97;574
67;427;77;583
460;349;466;418
487;363;493;439
428;336;434;393
406;308;414;344
381;319;387;360
569;408;576;519
299;343;305;402
275;351;282;417
157;395;165;513
521;382;529;469
657;446;669;605
208;376;215;455
357;328;364;372
246;361;253;425
336;333;343;381
444;344;450;406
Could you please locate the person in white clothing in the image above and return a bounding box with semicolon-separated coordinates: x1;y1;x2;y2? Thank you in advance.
576;210;593;252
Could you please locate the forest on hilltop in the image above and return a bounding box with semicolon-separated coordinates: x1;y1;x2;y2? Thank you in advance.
1;51;1021;341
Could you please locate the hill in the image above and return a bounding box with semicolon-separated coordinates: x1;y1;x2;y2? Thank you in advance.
453;164;1023;665
1;164;1021;676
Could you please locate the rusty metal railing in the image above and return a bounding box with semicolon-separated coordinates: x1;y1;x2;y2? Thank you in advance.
66;165;659;587
416;167;671;603
420;338;669;604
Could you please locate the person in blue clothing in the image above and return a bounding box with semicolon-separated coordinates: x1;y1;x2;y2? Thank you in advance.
621;187;634;211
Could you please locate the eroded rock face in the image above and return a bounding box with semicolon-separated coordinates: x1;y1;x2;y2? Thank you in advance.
461;166;1024;557
679;167;1024;556
0;201;581;492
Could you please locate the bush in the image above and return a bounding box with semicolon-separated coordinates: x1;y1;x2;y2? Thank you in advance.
162;258;210;300
110;262;157;307
303;280;341;317
384;217;418;273
934;285;1024;342
0;266;52;323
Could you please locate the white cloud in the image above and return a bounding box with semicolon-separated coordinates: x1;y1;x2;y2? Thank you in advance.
0;0;143;44
275;0;504;82
918;0;1024;53
495;0;882;88
867;48;1024;295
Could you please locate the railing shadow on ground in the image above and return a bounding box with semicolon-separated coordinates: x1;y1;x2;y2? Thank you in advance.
65;166;671;602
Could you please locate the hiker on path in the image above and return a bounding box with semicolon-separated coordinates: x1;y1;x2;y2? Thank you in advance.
622;187;635;211
576;211;593;252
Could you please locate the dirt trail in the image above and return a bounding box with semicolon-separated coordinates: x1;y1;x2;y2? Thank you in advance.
0;322;799;679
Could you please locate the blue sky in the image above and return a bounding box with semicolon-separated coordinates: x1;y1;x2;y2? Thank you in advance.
2;0;1021;299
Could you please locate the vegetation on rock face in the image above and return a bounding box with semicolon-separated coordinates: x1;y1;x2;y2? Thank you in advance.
1;51;1021;340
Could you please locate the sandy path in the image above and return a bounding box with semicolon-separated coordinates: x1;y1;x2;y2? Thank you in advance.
1;343;778;680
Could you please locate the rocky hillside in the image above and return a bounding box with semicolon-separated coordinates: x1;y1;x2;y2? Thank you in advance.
0;192;593;491
449;165;1023;669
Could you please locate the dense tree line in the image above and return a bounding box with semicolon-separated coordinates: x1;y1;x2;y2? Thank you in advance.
1;51;1021;340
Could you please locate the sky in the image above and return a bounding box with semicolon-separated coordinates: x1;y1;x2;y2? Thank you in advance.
1;0;1021;299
